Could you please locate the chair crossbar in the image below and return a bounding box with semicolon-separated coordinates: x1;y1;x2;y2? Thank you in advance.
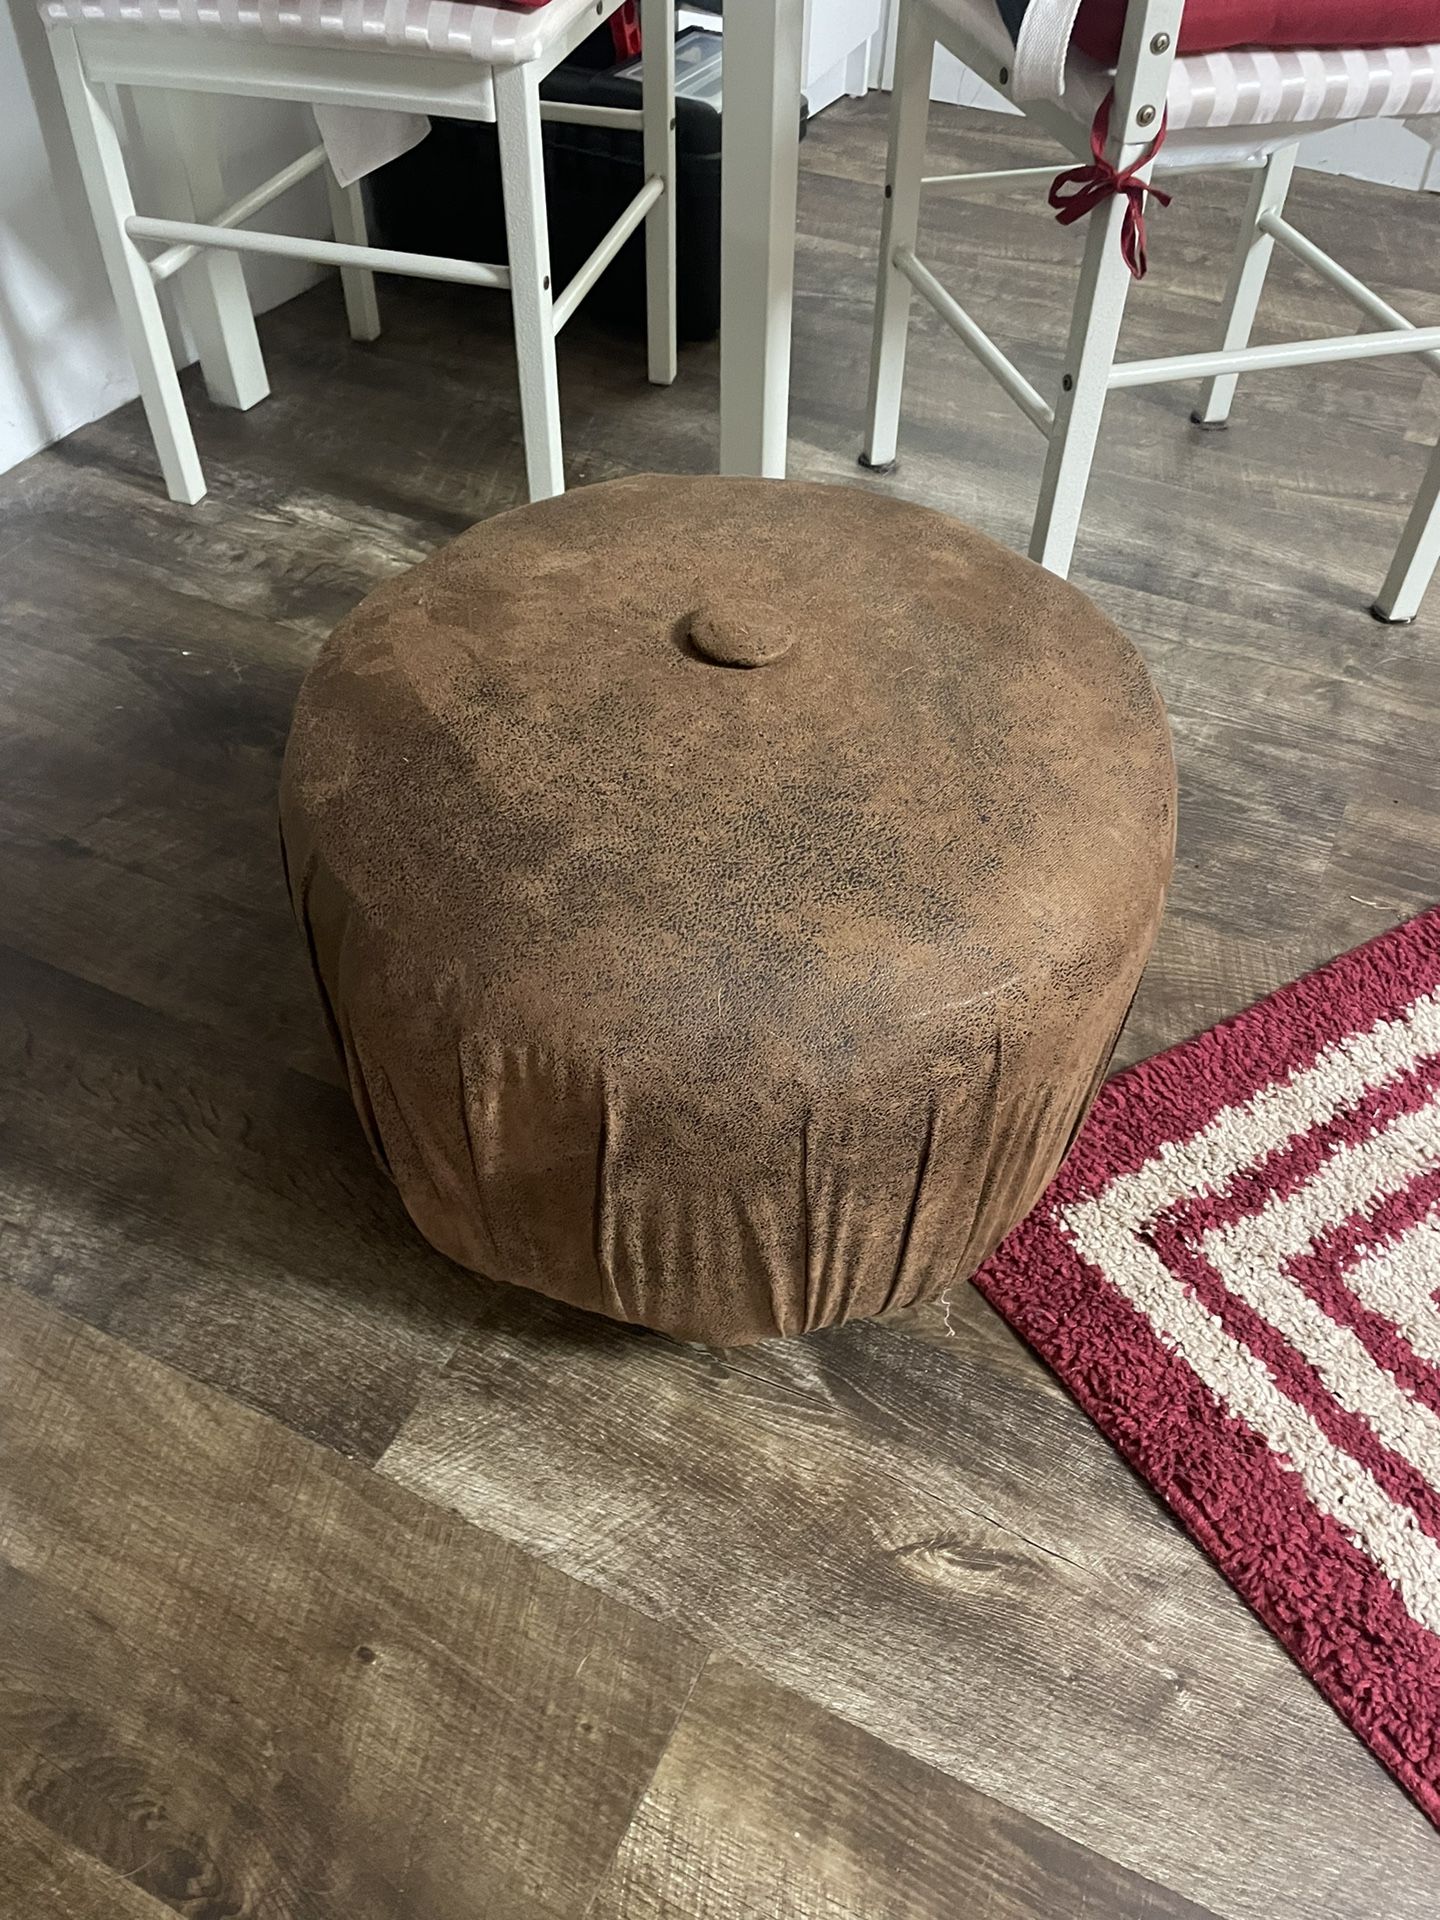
920;165;1058;188
146;142;327;280
1258;212;1440;375
127;213;513;291
131;169;668;327
922;158;1260;190
553;176;665;330
1109;321;1440;391
895;248;1054;432
897;215;1437;427
539;101;644;131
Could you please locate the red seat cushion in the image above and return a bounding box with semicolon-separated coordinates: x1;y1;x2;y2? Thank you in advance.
1073;1;1440;63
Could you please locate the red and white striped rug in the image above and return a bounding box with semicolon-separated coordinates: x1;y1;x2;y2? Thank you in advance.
975;906;1440;1826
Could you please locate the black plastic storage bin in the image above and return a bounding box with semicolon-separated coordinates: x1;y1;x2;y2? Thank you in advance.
367;64;737;342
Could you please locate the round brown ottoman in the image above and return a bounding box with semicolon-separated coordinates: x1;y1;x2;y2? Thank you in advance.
280;476;1174;1344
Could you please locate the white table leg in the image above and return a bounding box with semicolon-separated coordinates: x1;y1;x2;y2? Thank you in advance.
718;0;806;478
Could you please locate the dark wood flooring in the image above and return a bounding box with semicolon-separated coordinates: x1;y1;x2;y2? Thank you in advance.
3;96;1438;1919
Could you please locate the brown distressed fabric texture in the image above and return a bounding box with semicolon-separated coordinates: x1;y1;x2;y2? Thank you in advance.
280;475;1175;1344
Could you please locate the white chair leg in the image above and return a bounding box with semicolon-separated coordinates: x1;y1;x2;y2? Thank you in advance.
1373;433;1440;624
1029;190;1134;579
860;0;935;471
640;0;677;387
49;30;205;503
325;163;383;343
1193;143;1297;429
495;62;564;501
130;85;269;413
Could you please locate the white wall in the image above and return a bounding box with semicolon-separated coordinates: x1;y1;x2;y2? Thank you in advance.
803;0;885;114
1299;115;1440;192
0;1;329;476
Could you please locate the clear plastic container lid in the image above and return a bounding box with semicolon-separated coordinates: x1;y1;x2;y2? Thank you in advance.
615;25;723;110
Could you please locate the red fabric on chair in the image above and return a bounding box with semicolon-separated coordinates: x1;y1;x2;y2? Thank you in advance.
1049;93;1169;277
493;0;640;60
1073;0;1440;63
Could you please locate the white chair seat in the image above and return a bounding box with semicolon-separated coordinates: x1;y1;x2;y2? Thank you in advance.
1167;43;1440;133
39;0;599;65
931;0;1440;156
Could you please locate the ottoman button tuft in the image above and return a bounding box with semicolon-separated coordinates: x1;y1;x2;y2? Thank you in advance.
685;600;796;668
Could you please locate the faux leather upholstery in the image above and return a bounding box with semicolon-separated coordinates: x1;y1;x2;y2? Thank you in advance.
280;476;1176;1344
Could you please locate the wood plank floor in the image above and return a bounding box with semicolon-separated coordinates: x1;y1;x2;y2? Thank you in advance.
3;96;1438;1917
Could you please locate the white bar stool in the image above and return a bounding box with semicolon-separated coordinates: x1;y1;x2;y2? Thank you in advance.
42;0;677;505
862;0;1440;622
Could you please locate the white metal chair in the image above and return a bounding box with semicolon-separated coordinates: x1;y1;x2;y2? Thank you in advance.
43;0;677;505
862;0;1440;621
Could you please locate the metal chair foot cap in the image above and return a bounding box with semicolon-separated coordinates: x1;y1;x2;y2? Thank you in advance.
1370;601;1417;626
857;452;897;473
1189;412;1229;431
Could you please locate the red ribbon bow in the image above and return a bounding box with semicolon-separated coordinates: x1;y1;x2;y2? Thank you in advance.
1048;92;1171;279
